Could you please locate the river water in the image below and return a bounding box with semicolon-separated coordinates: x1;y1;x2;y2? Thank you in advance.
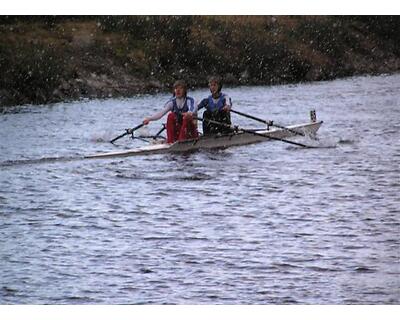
0;74;399;304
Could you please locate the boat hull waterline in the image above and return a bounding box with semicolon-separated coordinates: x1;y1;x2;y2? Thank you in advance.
86;121;323;159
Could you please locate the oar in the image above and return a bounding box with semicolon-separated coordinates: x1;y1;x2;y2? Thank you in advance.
196;117;314;148
230;109;306;137
153;124;166;140
110;123;145;144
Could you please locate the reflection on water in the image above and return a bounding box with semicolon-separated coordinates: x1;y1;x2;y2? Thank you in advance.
0;74;399;304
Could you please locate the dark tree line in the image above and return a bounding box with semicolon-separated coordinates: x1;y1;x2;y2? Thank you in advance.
1;16;399;106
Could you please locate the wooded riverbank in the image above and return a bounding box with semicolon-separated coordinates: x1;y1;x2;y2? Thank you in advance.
1;16;399;107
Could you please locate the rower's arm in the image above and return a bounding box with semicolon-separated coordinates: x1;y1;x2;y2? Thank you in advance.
197;98;207;111
145;102;172;122
190;98;198;114
223;94;232;111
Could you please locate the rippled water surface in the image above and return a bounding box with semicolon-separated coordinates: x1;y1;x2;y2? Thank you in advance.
1;74;399;304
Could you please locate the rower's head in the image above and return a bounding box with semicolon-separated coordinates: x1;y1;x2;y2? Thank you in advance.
173;80;187;98
208;75;223;96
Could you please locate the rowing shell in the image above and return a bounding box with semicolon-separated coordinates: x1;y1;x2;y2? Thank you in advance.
85;120;323;159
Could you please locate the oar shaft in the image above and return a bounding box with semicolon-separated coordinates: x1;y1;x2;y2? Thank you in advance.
110;123;145;144
196;117;312;148
110;132;129;144
231;109;305;137
131;123;145;132
242;127;310;148
153;124;166;139
231;109;270;125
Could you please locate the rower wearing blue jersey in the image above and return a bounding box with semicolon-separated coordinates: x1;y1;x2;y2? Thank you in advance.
198;76;232;135
143;80;198;143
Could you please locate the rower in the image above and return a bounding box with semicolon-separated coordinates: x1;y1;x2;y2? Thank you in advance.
198;76;233;135
143;80;199;143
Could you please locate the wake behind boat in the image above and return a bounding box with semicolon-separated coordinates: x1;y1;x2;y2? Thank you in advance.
86;116;323;159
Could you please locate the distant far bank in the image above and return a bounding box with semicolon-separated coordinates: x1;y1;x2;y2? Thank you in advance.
1;16;399;107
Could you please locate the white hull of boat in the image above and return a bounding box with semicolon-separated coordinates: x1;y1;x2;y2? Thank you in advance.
86;121;323;159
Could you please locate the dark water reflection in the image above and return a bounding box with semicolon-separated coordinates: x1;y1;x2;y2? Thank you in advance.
1;74;399;304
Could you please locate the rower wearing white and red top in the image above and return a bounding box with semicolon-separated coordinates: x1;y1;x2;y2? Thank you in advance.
143;80;198;143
